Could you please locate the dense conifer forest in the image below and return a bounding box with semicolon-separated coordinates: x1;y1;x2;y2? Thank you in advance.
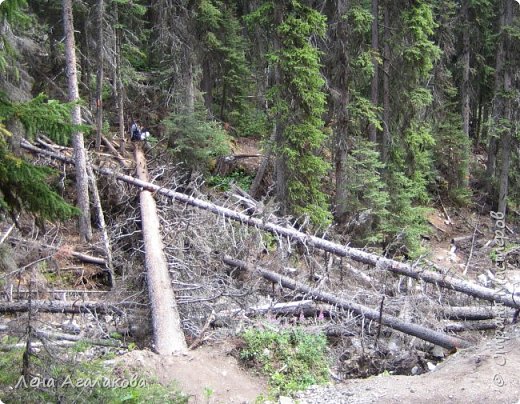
1;0;518;252
0;0;519;402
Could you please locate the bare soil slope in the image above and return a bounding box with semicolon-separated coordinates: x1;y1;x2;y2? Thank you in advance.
296;330;520;403
118;343;267;403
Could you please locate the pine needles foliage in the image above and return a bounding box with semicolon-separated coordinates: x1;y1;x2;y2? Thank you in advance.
253;0;331;227
164;104;231;173
0;92;82;145
0;93;83;222
343;139;389;245
0;130;79;221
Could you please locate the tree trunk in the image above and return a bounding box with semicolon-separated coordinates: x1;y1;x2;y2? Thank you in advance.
486;136;497;180
201;58;213;112
10;237;106;266
0;300;128;315
460;0;470;188
21;141;520;310
442;306;513;321
185;56;195;114
223;256;471;350
461;0;470;139
63;0;92;242
332;0;350;223
382;1;390;163
114;4;126;154
95;0;105;151
487;0;506;185
249;124;275;199
134;145;187;354
368;0;379;144
443;321;497;333
86;164;115;287
498;131;512;216
497;0;513;217
272;3;288;215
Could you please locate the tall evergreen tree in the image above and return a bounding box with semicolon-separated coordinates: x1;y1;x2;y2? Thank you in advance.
247;0;331;226
63;0;92;241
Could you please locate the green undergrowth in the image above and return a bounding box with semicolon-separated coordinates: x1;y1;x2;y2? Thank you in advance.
0;347;188;404
240;327;329;399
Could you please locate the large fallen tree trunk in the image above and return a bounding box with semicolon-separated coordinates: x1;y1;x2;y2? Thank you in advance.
20;141;520;309
11;237;107;266
222;256;471;350
134;145;187;355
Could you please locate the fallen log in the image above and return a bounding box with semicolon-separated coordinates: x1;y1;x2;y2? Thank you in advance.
442;306;514;321
33;329;127;347
222;256;471;350
0;300;129;315
101;134;130;168
215;300;328;320
11;237;107;266
87;163;115;287
451;235;483;248
20;141;520;309
134;145;187;354
1;341;76;351
443;321;497;333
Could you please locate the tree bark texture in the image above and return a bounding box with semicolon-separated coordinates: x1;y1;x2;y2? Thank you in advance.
95;0;105;151
369;0;379;144
63;0;92;242
0;300;128;315
497;0;513;217
382;1;390;163
134;145;187;354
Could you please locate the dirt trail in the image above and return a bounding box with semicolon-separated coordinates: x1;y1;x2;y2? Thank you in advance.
119;343;267;403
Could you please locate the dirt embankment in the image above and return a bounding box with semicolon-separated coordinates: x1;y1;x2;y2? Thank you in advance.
295;329;520;404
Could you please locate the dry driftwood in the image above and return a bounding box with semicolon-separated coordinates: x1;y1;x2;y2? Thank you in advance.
134;145;187;354
222;255;472;350
20;141;520;309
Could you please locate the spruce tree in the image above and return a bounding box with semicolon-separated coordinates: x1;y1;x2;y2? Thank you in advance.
381;0;441;256
247;0;331;226
0;1;79;223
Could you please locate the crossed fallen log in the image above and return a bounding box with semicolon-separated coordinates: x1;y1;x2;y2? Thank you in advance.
21;141;520;310
222;256;471;350
20;141;520;349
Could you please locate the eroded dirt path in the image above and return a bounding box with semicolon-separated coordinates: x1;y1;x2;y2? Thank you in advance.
119;343;267;403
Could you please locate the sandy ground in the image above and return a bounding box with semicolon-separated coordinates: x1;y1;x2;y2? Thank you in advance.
118;343;267;403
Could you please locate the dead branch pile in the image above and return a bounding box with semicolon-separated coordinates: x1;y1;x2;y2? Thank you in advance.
14;140;520;378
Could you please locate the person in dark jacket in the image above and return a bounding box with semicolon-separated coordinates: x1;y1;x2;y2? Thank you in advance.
130;122;142;141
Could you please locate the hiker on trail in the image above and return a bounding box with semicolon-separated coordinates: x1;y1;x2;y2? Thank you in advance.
130;121;151;141
131;122;142;141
